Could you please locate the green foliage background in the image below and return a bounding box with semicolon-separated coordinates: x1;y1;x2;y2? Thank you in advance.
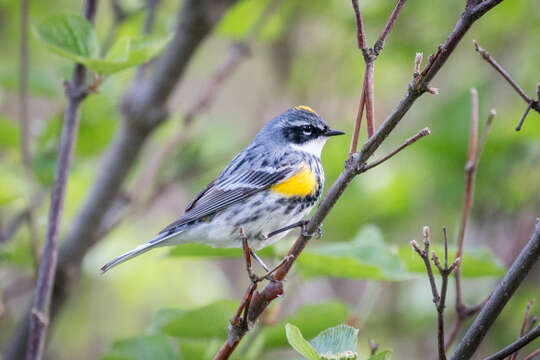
1;0;539;359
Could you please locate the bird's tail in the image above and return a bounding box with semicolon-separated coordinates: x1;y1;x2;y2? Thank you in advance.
100;228;183;273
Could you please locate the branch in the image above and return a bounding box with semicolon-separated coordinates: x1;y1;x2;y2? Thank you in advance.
25;1;98;359
524;348;540;360
473;40;540;130
450;220;540;360
349;0;408;151
361;127;431;172
447;90;496;350
412;226;460;360
483;323;540;360
215;1;506;358
5;1;239;360
510;299;536;360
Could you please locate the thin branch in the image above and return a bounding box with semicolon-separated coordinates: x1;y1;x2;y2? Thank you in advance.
473;40;540;130
412;226;460;360
374;0;408;55
523;348;540;360
476;109;496;164
25;1;98;359
351;0;367;50
361;127;430;172
450;220;540;360
510;299;536;360
483;323;540;360
349;0;408;153
214;2;506;358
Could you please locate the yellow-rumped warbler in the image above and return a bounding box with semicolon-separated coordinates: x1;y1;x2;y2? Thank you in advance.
101;106;344;273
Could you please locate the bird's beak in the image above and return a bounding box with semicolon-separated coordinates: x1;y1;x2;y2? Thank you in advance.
324;128;346;137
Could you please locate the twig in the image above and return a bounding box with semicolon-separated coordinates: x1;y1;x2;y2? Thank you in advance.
509;299;536;360
473;40;540;130
412;226;460;360
450;220;540;360
476;109;496;165
348;0;408;153
523;348;540;360
214;2;506;359
25;2;98;359
361;127;431;172
483;323;540;360
447;89;485;350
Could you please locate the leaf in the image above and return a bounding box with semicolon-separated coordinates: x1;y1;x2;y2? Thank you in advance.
34;14;170;75
168;242;276;258
310;325;359;358
157;300;238;339
398;245;505;277
368;350;392;360
285;324;320;360
85;35;171;75
34;13;99;63
296;226;411;281
262;301;349;349
101;335;176;360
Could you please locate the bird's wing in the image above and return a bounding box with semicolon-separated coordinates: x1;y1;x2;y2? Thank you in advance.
158;151;300;235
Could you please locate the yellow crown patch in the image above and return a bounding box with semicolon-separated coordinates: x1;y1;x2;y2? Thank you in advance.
294;105;318;115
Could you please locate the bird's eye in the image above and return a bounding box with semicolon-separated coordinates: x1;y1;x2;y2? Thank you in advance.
302;125;312;136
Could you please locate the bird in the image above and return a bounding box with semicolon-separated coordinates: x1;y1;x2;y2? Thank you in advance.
101;106;344;273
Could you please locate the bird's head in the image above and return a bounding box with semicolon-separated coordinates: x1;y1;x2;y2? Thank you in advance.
256;105;345;157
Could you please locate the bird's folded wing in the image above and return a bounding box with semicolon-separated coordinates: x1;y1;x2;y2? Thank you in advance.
158;166;297;235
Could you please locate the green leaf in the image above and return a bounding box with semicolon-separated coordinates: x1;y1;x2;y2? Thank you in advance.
102;335;176;360
34;13;170;75
296;226;411;281
262;301;349;349
285;324;320;360
85;35;171;74
157;300;238;339
310;325;359;359
168;242;276;258
398;245;505;278
368;350;392;360
34;13;99;63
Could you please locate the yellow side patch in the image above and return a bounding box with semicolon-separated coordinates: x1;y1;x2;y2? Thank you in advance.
295;105;318;115
271;163;317;198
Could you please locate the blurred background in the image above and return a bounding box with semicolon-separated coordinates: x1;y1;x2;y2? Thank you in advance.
1;0;539;359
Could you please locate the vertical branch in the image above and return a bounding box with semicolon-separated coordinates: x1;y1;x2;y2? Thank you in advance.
25;1;98;359
455;88;479;316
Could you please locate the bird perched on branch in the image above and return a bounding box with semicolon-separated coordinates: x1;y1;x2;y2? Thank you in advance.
101;106;344;273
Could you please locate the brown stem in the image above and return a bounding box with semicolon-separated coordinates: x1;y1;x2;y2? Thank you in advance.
214;2;506;358
349;73;367;155
364;60;376;138
351;0;367;50
523;348;540;360
374;0;408;55
25;2;98;359
473;40;540;129
454;88;479;324
509;299;536;360
361;127;430;172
